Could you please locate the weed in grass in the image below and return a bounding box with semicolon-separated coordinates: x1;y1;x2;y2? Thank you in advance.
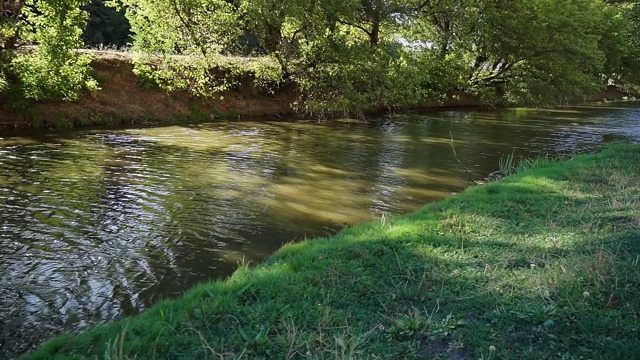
103;329;136;360
516;154;556;173
498;150;516;176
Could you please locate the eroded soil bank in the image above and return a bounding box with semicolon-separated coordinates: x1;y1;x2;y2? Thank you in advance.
0;53;297;130
8;52;636;130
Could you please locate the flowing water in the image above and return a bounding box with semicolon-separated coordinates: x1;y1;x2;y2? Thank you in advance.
1;103;639;358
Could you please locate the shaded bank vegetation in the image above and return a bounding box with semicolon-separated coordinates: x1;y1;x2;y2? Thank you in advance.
27;144;640;359
2;0;640;119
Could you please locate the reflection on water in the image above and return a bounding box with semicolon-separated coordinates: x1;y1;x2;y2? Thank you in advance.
1;103;639;357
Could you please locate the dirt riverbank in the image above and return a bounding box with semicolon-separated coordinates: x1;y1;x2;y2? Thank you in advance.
0;53;635;130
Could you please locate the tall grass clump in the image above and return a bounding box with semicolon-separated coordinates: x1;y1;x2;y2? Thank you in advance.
498;151;516;176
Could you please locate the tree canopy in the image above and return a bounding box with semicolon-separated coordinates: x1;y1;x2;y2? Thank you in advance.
83;0;131;47
111;0;640;113
1;0;639;111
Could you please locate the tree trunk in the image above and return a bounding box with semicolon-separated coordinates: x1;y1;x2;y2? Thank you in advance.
369;18;380;46
0;0;25;51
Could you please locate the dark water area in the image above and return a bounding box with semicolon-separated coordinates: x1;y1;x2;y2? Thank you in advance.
1;103;639;358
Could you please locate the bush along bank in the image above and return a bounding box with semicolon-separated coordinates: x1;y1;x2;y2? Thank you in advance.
0;54;301;130
0;53;491;131
28;144;640;359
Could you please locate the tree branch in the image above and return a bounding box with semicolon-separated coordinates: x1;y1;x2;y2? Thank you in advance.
169;0;208;57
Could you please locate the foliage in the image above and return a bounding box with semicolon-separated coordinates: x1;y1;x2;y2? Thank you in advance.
131;55;284;97
0;0;98;106
83;0;131;47
3;0;640;111
27;144;640;359
294;45;468;115
110;0;640;114
413;0;625;106
110;0;242;56
609;0;640;89
12;51;97;102
0;0;23;51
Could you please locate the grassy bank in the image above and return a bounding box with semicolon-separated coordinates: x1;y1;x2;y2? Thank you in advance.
28;144;640;359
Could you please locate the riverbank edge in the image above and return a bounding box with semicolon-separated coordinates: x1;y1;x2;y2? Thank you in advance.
26;143;640;359
1;53;636;131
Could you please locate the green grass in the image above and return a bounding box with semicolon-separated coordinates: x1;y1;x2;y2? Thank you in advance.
27;144;640;359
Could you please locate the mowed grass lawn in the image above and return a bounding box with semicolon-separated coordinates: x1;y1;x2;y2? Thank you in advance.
28;144;640;359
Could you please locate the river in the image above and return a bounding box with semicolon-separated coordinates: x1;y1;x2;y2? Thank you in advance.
1;103;639;358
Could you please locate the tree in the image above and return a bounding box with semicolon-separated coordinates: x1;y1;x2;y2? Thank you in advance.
603;0;640;88
0;0;25;51
408;0;636;105
0;0;98;106
113;0;640;113
83;0;131;47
